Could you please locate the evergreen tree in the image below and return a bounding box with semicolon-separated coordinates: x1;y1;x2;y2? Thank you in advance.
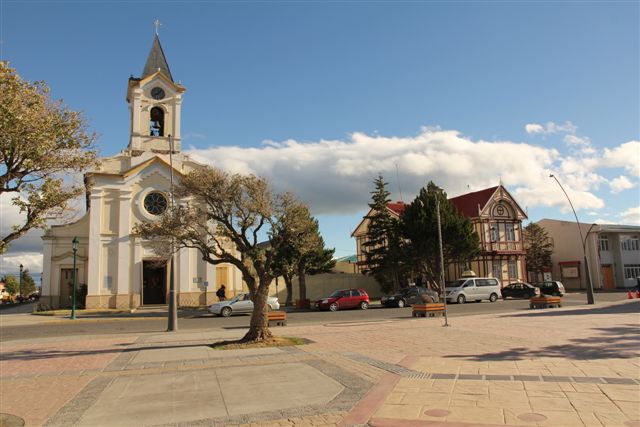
400;182;480;292
20;269;37;296
362;175;403;293
2;275;19;295
523;223;553;282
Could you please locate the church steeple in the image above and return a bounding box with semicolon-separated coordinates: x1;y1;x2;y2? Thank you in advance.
142;34;174;82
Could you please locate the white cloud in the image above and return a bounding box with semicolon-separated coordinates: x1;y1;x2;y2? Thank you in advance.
609;175;636;194
564;134;591;147
619;207;640;225
525;121;577;135
600;141;640;177
0;252;43;276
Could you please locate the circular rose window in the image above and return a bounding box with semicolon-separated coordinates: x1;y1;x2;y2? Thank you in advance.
143;192;168;215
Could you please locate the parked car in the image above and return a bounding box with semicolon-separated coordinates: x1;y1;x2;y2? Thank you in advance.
502;282;540;299
315;289;370;311
208;293;280;317
381;286;439;308
534;281;566;297
445;277;502;304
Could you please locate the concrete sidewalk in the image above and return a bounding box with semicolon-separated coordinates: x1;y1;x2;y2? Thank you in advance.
1;300;638;427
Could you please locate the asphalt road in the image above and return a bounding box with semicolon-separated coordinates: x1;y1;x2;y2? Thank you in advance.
0;292;631;342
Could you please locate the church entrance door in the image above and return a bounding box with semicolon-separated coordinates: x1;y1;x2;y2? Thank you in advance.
142;260;167;305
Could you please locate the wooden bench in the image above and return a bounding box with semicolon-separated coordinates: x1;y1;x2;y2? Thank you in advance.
529;296;562;309
268;311;287;326
412;303;446;318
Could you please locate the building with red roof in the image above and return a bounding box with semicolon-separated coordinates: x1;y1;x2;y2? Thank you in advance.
352;184;528;284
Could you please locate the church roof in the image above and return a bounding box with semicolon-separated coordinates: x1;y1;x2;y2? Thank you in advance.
448;186;499;218
142;35;173;82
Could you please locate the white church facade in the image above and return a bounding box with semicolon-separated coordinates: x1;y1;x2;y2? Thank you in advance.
41;35;244;309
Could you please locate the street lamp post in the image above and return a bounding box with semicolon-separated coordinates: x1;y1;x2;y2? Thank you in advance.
71;237;79;319
435;190;450;327
19;264;23;299
167;134;178;331
549;174;595;304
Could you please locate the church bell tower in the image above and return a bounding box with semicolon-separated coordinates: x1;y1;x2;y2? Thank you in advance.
126;30;186;155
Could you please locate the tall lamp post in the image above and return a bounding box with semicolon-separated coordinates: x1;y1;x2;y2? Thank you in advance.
19;264;23;299
71;237;79;319
434;189;450;327
549;174;595;304
167;134;178;331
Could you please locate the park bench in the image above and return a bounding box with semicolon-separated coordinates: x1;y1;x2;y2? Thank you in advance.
529;296;562;309
268;311;287;326
412;303;446;318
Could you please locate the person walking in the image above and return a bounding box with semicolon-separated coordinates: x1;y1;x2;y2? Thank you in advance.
216;284;226;301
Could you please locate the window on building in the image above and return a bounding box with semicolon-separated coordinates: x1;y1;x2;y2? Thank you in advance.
508;259;517;278
621;237;639;251
490;223;499;242
150;107;165;137
623;264;640;279
492;262;502;280
505;223;515;241
599;235;609;252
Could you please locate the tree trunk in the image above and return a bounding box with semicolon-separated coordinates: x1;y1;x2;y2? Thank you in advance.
242;276;273;342
284;273;293;306
297;262;307;301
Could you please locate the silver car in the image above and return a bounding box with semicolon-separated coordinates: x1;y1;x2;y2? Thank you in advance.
209;293;280;317
446;277;502;304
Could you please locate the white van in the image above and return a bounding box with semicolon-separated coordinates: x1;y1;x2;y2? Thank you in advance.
445;277;502;304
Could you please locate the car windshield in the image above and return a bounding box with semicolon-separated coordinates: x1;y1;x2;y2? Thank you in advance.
229;295;244;303
329;290;345;298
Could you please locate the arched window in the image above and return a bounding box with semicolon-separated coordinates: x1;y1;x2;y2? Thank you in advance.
150;107;164;137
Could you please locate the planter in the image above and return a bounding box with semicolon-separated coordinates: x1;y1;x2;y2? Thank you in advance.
295;299;311;309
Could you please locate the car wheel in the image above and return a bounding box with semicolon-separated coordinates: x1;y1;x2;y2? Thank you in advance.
457;294;466;304
397;300;405;308
221;307;232;317
329;302;338;312
489;293;498;302
360;301;369;310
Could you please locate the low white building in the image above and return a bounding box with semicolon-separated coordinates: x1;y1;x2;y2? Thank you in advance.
537;219;640;290
41;35;244;309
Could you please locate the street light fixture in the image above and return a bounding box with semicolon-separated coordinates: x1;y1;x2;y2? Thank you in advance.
434;189;450;327
167;134;178;331
71;237;79;319
19;264;23;299
549;174;595;304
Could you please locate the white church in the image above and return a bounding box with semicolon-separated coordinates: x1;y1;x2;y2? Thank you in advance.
41;35;244;309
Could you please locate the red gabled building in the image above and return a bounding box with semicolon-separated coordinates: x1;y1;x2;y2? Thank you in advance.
352;185;528;284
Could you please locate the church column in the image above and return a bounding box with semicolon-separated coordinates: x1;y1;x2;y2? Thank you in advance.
130;90;143;150
172;95;182;152
86;190;103;309
116;189;132;309
178;246;191;305
42;237;54;307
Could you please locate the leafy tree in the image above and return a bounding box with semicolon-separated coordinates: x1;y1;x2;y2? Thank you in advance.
524;223;553;281
401;182;480;292
362;175;403;293
272;195;334;305
0;63;98;254
135;167;298;343
20;269;37;295
2;275;19;295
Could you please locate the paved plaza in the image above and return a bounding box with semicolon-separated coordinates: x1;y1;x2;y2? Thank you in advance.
1;300;639;426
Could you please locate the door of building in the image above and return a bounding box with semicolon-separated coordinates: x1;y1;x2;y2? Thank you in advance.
59;268;76;308
142;260;167;305
602;265;615;290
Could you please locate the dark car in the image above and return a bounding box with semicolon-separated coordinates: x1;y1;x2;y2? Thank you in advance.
502;282;540;299
381;286;439;308
534;281;566;297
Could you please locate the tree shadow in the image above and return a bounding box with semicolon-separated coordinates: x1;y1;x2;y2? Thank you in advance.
496;301;640;318
444;324;640;361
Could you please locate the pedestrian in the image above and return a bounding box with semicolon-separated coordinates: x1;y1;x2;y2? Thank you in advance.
216;284;226;301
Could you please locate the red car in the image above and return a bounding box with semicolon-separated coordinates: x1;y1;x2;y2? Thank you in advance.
315;288;370;311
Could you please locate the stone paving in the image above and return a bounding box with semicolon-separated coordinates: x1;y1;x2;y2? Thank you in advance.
0;300;638;426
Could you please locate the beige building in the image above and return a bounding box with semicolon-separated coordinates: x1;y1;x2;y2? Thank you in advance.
537;219;640;290
41;35;243;309
352;185;528;285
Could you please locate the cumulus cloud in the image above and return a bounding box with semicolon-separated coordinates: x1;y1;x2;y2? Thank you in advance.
619;207;640;225
0;252;43;276
525;124;544;134
609;175;636;194
525;121;577;135
185;127;617;215
600;141;640;177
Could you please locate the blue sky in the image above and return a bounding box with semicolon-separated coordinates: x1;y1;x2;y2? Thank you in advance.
1;0;639;275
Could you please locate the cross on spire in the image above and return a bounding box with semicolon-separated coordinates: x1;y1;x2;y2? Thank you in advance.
154;19;162;35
